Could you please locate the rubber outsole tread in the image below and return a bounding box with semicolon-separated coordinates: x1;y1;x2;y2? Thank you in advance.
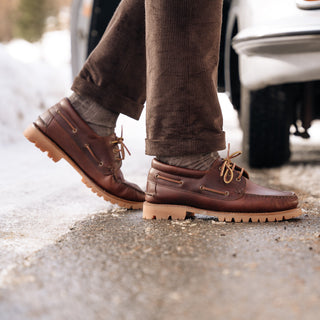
143;202;302;223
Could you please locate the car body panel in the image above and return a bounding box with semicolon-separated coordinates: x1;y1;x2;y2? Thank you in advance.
230;0;320;90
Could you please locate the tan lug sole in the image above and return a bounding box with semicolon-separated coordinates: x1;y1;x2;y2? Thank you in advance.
24;124;143;210
143;202;302;223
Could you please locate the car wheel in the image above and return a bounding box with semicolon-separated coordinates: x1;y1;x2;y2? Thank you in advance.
240;85;291;168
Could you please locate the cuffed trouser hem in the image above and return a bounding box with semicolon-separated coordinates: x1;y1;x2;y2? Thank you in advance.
145;132;226;156
72;76;144;121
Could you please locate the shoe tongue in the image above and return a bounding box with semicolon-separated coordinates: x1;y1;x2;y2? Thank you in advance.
112;144;123;167
211;157;250;179
236;165;249;179
102;133;123;169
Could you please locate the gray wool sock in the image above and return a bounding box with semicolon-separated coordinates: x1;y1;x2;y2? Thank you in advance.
69;92;119;136
158;152;220;171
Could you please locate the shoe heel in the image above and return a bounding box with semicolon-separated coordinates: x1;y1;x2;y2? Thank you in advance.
24;124;63;163
143;202;188;220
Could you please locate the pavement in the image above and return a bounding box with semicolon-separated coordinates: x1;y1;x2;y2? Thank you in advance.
1;98;320;320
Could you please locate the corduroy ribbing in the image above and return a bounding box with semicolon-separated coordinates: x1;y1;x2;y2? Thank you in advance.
71;0;146;121
71;0;225;156
144;0;225;155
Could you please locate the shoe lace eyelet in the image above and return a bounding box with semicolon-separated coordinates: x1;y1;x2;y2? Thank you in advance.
99;162;104;167
72;128;78;134
224;191;230;197
236;177;241;182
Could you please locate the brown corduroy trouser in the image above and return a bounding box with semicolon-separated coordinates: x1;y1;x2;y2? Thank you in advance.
71;0;225;156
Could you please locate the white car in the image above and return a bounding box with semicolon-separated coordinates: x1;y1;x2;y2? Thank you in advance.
71;0;320;167
223;0;320;167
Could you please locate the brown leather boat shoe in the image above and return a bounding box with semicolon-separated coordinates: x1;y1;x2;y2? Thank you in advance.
143;147;302;222
24;98;145;209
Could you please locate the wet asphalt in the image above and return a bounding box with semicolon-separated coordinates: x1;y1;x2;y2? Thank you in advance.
1;208;320;320
1;139;320;320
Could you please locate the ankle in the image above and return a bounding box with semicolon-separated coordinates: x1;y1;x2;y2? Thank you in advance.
157;152;219;171
69;93;119;136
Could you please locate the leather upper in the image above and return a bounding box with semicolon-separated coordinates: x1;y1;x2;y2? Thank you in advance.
145;158;299;213
34;98;145;202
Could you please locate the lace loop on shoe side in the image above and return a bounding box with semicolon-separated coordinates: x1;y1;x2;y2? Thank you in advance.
57;109;77;133
200;185;228;196
84;143;103;167
220;143;245;184
156;174;183;185
111;126;131;161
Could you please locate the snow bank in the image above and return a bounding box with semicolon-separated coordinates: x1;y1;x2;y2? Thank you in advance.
0;31;71;144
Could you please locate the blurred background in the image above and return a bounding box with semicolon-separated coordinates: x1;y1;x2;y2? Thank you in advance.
0;0;73;145
0;0;71;42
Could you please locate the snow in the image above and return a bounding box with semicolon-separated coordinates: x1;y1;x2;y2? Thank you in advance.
0;30;71;144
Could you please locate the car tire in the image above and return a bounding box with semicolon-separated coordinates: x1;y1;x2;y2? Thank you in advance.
240;85;291;168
